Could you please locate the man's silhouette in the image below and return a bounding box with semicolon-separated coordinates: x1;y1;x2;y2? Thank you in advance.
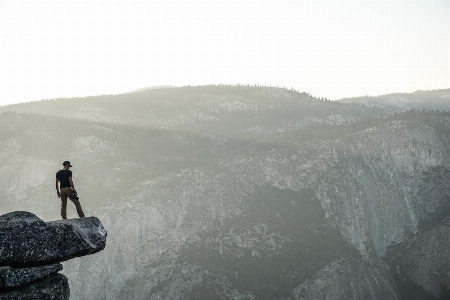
56;161;85;219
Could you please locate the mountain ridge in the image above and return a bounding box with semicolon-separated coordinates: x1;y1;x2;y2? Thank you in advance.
338;88;450;112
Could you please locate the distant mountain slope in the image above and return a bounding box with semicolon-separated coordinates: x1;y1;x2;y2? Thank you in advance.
1;86;449;299
338;88;450;112
0;85;387;132
128;85;176;93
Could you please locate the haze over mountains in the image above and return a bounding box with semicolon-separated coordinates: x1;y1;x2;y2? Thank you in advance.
0;85;449;299
338;89;450;112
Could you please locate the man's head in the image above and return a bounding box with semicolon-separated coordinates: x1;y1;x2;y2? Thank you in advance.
63;161;72;169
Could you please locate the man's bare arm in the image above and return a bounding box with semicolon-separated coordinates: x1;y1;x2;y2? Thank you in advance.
69;177;77;195
55;178;60;198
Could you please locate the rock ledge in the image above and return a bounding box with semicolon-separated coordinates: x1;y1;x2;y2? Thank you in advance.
0;211;107;299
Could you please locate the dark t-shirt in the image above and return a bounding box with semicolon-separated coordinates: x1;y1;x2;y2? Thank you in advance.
56;169;72;188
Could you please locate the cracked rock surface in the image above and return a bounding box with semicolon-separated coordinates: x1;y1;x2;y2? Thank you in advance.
0;273;69;300
0;211;107;267
0;264;62;291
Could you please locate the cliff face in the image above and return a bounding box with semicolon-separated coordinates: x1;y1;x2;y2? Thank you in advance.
0;86;449;299
402;217;450;299
316;120;450;257
293;257;400;300
64;115;449;299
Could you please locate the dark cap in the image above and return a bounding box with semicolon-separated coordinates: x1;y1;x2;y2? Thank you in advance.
63;161;72;167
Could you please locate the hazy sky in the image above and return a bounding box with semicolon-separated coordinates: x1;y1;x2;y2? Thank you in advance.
1;0;449;106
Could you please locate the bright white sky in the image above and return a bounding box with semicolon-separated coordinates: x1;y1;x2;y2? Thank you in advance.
0;0;449;105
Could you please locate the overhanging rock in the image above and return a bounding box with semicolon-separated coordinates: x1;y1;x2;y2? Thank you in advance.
0;211;107;267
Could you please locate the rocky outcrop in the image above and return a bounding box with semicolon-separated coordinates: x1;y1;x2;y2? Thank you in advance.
0;273;69;300
0;211;107;299
0;264;62;291
0;211;107;267
293;257;400;300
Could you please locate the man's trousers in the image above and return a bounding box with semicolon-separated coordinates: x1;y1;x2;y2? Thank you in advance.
60;187;85;219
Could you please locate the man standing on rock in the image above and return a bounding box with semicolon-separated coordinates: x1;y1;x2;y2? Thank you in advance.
56;161;85;219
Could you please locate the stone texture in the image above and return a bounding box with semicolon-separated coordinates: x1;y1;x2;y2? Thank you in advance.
0;273;69;300
293;257;400;300
403;217;450;298
315;122;450;258
0;264;62;291
0;211;107;267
